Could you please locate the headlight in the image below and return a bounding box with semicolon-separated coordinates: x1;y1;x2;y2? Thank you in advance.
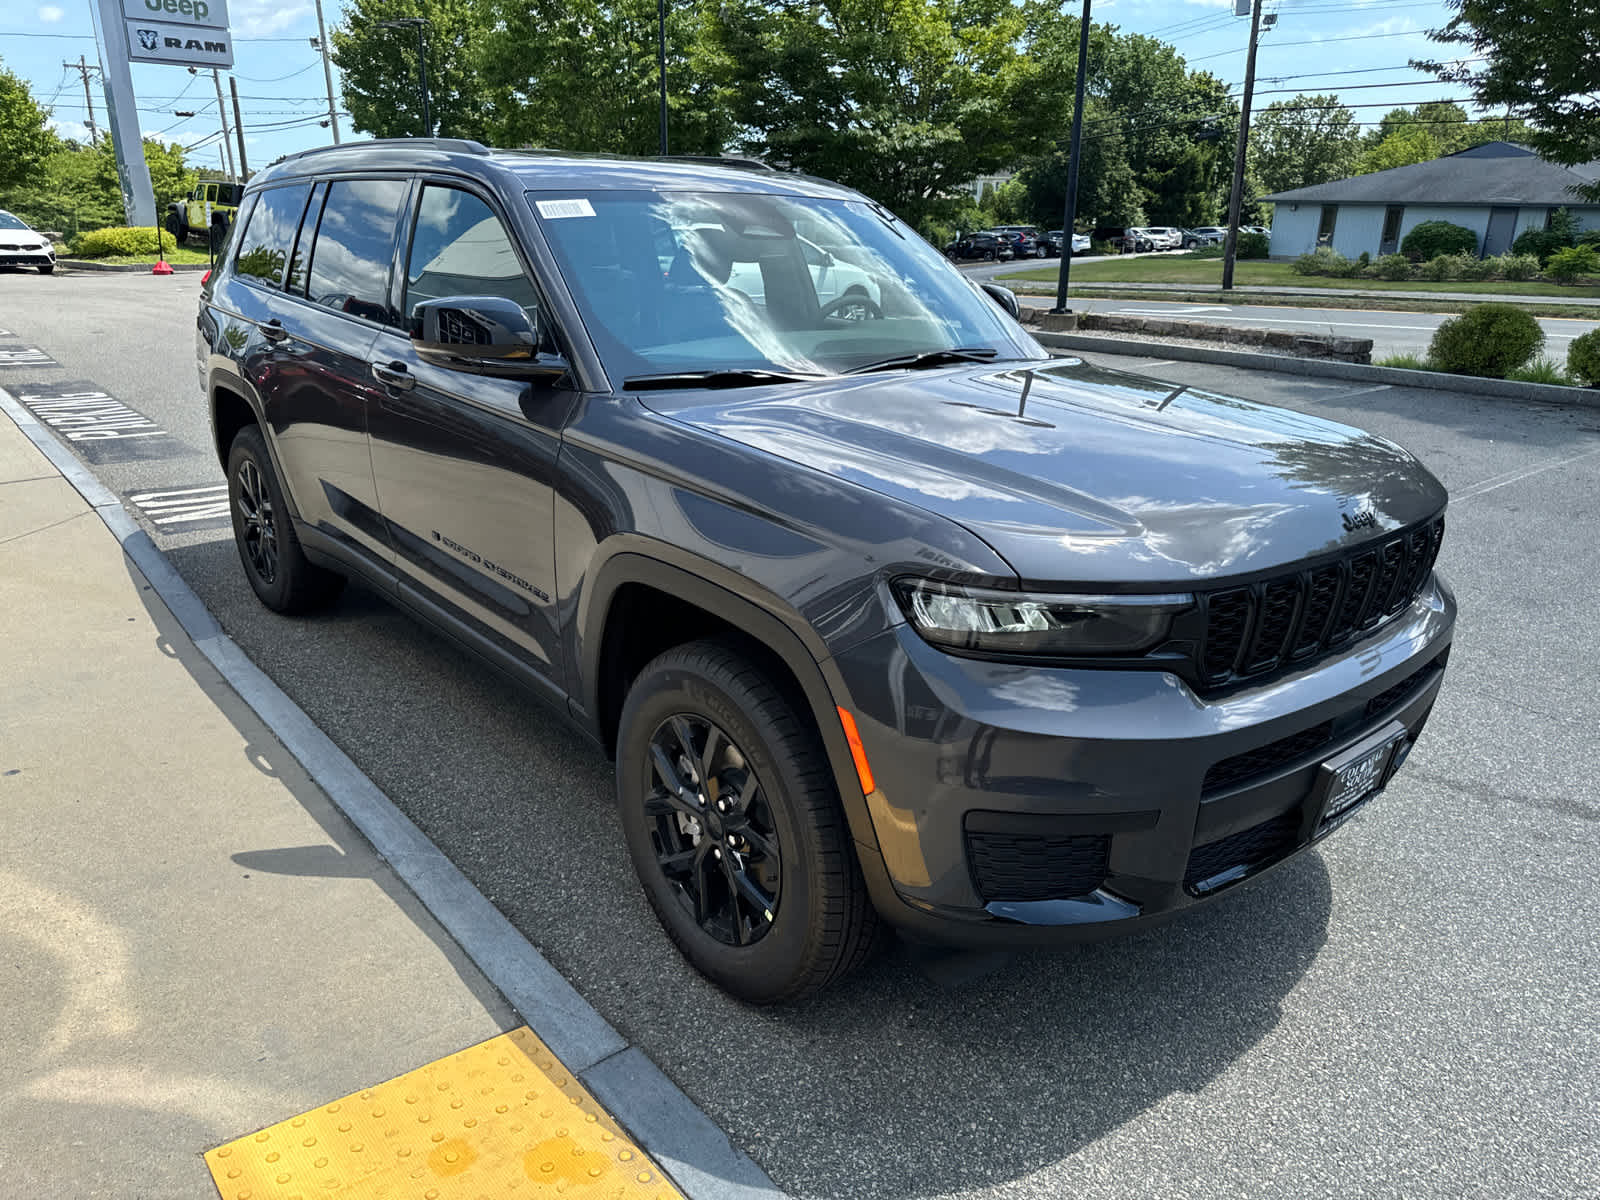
892;578;1194;657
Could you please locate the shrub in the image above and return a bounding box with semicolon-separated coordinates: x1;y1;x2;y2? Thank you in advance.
1375;253;1413;281
1458;254;1500;281
1544;244;1599;283
1511;207;1580;265
1419;253;1468;282
1293;247;1359;277
1400;220;1477;261
1428;303;1545;377
1190;243;1225;258
1357;251;1371;269
1567;330;1600;386
1237;231;1269;259
1378;353;1434;371
70;225;172;257
1499;253;1541;281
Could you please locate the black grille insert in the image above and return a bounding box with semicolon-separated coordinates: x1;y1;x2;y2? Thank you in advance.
1184;811;1301;891
1365;660;1440;717
967;831;1110;902
1202;721;1335;794
1198;516;1443;689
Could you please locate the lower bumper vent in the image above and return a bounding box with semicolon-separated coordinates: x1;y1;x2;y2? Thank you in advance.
1183;811;1301;892
967;831;1110;902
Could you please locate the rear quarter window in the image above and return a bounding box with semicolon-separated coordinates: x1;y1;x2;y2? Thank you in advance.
305;178;410;325
234;182;313;291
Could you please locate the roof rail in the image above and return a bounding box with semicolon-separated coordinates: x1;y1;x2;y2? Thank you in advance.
268;137;493;167
654;154;777;172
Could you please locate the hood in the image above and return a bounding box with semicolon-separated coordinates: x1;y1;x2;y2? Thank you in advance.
641;358;1448;588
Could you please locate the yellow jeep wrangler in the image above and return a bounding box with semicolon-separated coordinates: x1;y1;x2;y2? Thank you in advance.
165;180;245;251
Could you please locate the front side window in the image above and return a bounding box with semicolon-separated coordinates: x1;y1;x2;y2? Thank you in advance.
529;188;1032;381
405;185;541;323
306;178;410;324
234;183;312;290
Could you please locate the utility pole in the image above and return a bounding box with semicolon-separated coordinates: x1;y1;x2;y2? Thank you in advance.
313;0;340;143
1050;0;1092;314
65;57;101;144
210;68;236;182
657;0;668;155
230;75;249;178
1221;0;1265;291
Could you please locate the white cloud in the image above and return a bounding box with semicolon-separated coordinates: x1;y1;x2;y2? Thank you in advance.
231;0;312;37
38;5;65;21
49;117;92;142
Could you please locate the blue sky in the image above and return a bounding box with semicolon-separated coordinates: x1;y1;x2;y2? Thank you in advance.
1;0;1492;178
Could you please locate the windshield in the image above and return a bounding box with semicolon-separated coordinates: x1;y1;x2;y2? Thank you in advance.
0;212;30;231
528;189;1035;381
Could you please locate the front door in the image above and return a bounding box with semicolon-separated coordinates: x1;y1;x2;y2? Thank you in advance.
1484;206;1518;256
1380;206;1404;256
366;180;576;696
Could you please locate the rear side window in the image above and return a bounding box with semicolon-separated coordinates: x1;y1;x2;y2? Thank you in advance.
305;178;410;325
234;182;312;290
404;185;540;320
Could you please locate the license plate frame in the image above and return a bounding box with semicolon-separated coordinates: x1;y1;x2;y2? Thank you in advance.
1314;720;1410;829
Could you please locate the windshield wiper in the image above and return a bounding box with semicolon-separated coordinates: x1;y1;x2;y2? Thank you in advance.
845;347;1000;375
623;368;826;390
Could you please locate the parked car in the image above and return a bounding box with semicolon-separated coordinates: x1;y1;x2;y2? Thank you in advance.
166;179;246;251
0;210;56;274
1128;226;1183;252
1090;226;1128;251
994;230;1041;259
945;231;1008;261
198;140;1455;1003
1041;230;1094;257
1183;227;1228;248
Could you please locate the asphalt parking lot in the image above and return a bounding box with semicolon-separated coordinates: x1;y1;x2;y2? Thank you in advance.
3;268;1597;1198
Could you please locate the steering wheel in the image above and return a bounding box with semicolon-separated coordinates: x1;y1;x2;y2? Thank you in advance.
820;292;883;321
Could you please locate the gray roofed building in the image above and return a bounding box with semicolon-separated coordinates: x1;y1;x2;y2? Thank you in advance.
1261;143;1600;260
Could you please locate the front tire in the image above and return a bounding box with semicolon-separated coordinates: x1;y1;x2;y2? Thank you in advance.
37;263;54;275
226;424;344;613
616;639;880;1004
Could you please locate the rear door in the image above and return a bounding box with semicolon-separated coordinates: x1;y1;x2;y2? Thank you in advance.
366;179;576;698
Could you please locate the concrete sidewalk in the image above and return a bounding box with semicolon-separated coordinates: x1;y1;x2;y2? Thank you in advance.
0;412;516;1194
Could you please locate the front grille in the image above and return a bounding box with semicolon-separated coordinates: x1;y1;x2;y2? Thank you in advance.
1198;516;1444;689
967;831;1110;902
1365;660;1439;717
1202;721;1335;794
1184;811;1301;891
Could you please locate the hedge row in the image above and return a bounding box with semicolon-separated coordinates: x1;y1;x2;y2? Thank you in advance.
69;226;176;258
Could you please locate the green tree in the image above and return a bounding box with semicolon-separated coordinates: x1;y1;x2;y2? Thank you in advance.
0;60;54;194
332;0;492;140
1417;1;1600;198
1249;94;1361;195
701;0;1036;227
1357;124;1439;174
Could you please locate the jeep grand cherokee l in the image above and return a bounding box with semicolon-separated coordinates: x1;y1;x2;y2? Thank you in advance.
197;141;1454;1003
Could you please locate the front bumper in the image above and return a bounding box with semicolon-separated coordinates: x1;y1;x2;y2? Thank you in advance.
833;574;1456;947
0;245;55;267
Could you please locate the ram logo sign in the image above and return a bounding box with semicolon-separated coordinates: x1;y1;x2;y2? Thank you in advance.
123;16;233;67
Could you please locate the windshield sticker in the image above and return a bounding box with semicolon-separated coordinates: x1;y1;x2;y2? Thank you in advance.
536;198;596;219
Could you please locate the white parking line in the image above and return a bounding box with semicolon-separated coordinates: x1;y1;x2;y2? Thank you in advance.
1455;446;1600;502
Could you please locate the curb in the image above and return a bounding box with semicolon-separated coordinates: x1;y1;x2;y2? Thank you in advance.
1035;330;1600;408
56;259;210;273
0;385;784;1200
1002;278;1600;309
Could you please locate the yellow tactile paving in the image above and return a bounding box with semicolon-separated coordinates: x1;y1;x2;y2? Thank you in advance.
205;1027;684;1200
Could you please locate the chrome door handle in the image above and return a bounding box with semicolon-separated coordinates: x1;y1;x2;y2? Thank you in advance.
371;361;415;390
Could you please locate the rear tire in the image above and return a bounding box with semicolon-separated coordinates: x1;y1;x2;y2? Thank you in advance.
210;219;228;253
616;639;880;1004
226;424;344;613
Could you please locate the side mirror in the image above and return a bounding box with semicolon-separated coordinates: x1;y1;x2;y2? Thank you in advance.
410;295;567;378
980;281;1021;320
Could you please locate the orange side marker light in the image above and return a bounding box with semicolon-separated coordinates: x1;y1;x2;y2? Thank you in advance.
836;706;876;796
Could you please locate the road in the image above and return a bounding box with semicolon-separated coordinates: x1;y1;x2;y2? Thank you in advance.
953;259;1600;359
3;269;1597;1199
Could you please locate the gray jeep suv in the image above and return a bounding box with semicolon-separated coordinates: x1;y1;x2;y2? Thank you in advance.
197;140;1454;1003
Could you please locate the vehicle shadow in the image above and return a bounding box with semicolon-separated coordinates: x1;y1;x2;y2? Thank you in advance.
161;534;1333;1199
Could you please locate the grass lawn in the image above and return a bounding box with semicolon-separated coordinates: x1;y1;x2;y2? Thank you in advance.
1001;253;1600;299
77;246;214;266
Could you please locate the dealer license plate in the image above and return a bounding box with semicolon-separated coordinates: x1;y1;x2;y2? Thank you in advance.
1316;722;1409;826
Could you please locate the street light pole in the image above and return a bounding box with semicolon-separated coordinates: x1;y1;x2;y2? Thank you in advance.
1221;0;1265;291
657;0;668;155
378;17;432;137
1050;0;1092;314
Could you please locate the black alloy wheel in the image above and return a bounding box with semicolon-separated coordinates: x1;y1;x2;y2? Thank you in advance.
644;713;783;947
226;424;344;613
616;639;881;1003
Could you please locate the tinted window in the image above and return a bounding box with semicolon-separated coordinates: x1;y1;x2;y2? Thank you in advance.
235;182;312;290
405;186;540;320
306;179;409;325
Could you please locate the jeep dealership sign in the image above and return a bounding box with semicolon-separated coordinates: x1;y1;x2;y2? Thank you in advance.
123;0;231;67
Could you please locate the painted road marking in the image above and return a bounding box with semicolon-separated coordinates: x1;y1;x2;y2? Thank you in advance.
1115;306;1233;315
206;1026;686;1199
127;483;230;531
11;381;182;464
0;345;58;367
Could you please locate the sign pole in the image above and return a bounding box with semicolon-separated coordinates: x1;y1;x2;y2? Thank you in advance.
92;0;156;226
